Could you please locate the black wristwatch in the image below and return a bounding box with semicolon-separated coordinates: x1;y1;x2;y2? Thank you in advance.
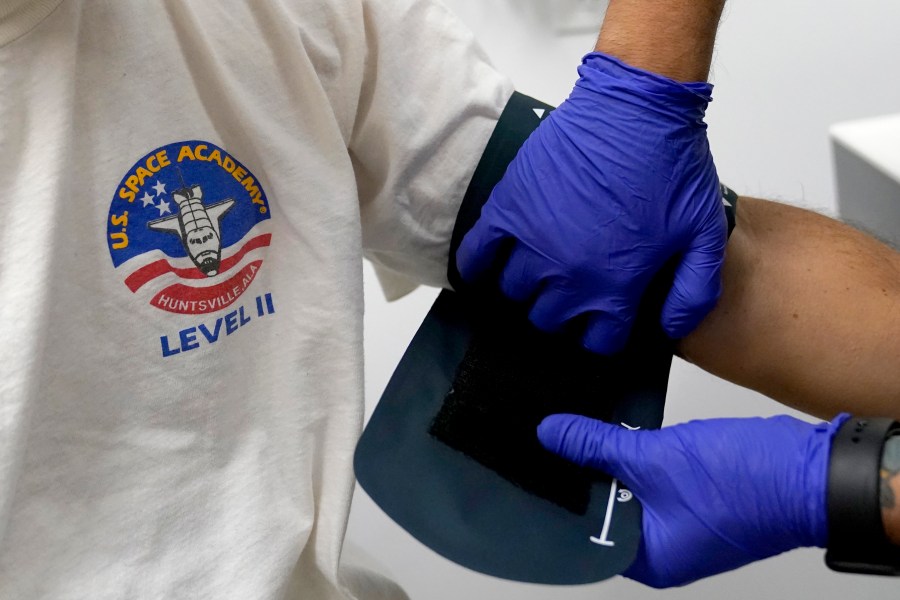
826;416;900;575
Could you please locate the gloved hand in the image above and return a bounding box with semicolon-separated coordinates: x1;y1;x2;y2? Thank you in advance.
537;413;848;588
456;53;727;354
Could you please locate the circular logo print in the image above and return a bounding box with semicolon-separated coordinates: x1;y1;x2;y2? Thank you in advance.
107;140;272;315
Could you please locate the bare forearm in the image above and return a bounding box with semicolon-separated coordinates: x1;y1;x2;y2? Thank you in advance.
678;197;900;420
596;0;726;81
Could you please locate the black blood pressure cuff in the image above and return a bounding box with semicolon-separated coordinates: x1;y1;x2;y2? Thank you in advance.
355;92;739;585
827;417;900;575
722;184;738;235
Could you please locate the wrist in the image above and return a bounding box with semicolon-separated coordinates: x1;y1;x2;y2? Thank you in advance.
595;0;726;82
573;53;713;128
796;416;846;549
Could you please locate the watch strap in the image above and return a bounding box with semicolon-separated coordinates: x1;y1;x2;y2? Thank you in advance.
826;416;900;575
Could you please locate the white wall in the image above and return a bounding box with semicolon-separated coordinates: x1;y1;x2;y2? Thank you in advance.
346;1;900;598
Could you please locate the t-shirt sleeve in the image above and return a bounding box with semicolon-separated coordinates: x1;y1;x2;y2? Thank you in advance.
349;0;514;300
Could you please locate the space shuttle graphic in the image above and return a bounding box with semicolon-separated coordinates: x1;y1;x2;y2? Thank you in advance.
148;184;235;277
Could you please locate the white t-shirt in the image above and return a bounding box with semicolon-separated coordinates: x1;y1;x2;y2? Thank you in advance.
0;1;513;598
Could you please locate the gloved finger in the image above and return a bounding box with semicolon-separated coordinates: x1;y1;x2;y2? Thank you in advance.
620;540;659;588
623;551;691;590
455;211;510;284
527;284;579;333
498;245;545;303
581;309;634;355
537;414;637;481
660;220;727;338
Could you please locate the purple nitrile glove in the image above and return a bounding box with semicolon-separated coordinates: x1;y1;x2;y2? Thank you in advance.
456;52;727;354
537;414;849;588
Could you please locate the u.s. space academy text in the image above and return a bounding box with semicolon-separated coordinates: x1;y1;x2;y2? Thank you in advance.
159;292;275;358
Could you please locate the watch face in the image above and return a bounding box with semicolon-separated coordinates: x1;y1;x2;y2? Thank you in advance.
880;432;900;546
827;419;900;576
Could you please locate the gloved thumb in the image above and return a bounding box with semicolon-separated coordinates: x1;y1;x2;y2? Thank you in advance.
660;221;726;338
454;212;509;285
537;414;638;481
